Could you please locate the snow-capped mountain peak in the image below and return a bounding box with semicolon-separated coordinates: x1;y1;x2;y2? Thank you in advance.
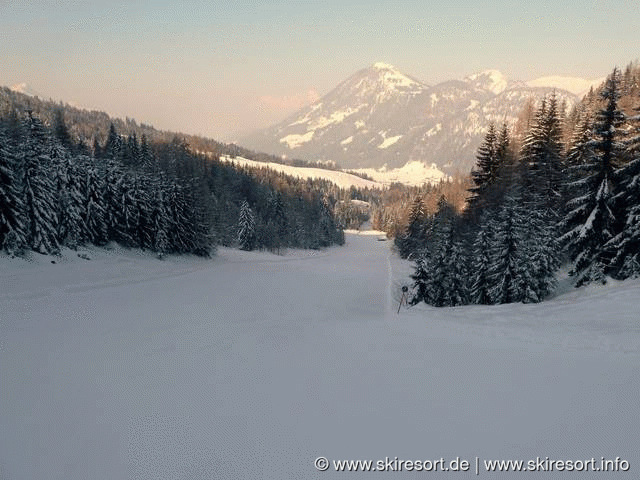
348;62;426;99
465;70;509;95
369;62;421;88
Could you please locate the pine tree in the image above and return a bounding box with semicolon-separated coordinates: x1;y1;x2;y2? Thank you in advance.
140;134;156;172
102;123;122;161
410;196;466;307
131;173;152;249
81;156;108;245
20;113;59;254
102;157;123;242
520;94;565;213
150;181;170;258
560;69;626;286
51;142;85;248
467;123;499;216
397;195;427;259
410;255;430;305
469;210;495;304
53;108;73;151
237;200;256;251
608;99;640;277
0;122;26;253
487;191;526;304
114;173;139;247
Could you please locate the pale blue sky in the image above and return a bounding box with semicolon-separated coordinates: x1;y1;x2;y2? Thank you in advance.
1;0;638;140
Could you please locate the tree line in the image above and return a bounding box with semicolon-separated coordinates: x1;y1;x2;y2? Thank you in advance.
0;110;344;258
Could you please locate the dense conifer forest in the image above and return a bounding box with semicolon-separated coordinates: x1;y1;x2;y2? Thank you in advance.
0;107;345;257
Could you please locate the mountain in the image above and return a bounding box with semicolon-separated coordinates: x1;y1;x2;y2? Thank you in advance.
240;64;589;174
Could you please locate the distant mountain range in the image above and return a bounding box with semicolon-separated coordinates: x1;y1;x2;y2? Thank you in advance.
239;63;604;174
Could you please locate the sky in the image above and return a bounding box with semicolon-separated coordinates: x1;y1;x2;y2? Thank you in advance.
1;0;639;141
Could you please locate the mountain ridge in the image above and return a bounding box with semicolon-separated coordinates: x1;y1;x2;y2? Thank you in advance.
240;63;599;173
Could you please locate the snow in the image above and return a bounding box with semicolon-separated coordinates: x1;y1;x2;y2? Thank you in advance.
527;76;606;97
425;123;442;137
219;155;383;190
466;70;509;95
353;160;448;187
340;136;353;145
309;107;364;131
370;62;421;89
279;130;315;149
2;234;640;479
466;100;480;111
377;134;403;149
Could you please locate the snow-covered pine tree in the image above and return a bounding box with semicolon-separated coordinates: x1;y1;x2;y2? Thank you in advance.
519;188;560;303
131;173;152;249
184;177;213;257
165;181;191;253
560;69;626;286
53;108;73;152
20;113;59;254
396;195;427;259
237;200;256;251
410;255;430;305
51;142;85;249
150;181;170;258
608;99;640;278
267;191;288;252
102;156;124;242
80;155;108;245
469;209;495;304
102;123;122;161
520;94;565;214
0;122;26;254
113;172;139;247
139;134;156;173
486;190;526;304
443;226;469;307
467;123;498;216
411;196;466;307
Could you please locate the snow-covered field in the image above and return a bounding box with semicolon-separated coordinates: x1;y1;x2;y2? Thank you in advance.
1;233;639;479
219;155;448;189
219;155;384;190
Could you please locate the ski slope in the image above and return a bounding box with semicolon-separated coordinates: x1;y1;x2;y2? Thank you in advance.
1;234;639;479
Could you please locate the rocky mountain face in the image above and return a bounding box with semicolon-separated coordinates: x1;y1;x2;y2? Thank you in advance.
240;63;586;174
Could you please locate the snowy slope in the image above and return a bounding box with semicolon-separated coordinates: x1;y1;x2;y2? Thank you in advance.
353;160;448;187
1;236;639;479
221;155;447;188
220;155;384;189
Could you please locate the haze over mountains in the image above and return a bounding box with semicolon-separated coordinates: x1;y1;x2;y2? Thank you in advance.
240;63;603;174
6;64;604;184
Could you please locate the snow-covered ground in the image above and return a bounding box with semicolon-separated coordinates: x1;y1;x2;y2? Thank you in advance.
219;155;384;190
353;160;449;187
1;234;639;479
219;155;448;189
